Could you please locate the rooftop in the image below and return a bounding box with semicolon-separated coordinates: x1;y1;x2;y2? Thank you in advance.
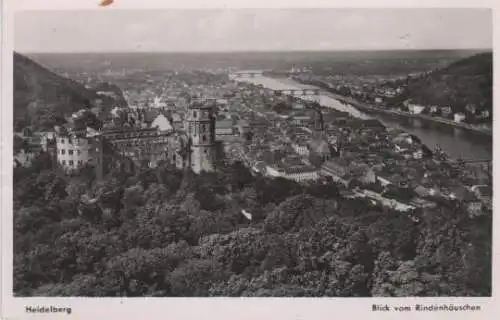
188;98;217;109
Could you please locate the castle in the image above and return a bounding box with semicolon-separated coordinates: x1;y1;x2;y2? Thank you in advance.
53;98;218;178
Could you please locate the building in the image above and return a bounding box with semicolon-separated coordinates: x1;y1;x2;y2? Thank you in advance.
478;110;490;119
100;127;173;170
171;112;184;130
292;102;306;110
55;126;98;172
409;198;437;209
266;163;320;183
292;142;310;157
408;104;426;114
441;106;452;117
235;120;250;136
394;144;409;153
471;185;492;206
54;99;218;177
429;105;439;114
185;99;217;173
462;193;484;218
454;112;466;123
151;113;174;132
14;148;39;168
356;167;377;185
308;136;333;163
112;99;217;174
413;149;424;160
321;159;351;186
215;119;235;137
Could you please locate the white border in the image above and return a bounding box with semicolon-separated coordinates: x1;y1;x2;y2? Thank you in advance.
1;1;499;319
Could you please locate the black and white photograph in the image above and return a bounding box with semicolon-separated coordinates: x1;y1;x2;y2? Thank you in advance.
3;0;495;313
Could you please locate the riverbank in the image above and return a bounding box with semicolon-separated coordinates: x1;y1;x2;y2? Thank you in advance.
232;73;492;160
336;96;493;137
289;77;493;137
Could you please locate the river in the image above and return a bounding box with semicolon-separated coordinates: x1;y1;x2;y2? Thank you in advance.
231;74;492;161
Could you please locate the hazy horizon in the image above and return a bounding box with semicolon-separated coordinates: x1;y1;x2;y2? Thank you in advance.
15;8;492;53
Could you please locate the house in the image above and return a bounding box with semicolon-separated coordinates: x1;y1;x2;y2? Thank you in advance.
454;113;466;123
394;144;409;153
290;115;312;127
471;185;492;205
308;137;333;162
413;149;424;160
292;143;310;157
414;185;430;197
265;163;320;183
151;113;174;132
235;120;250;135
215;119;235;136
356;167;377;185
463;193;483;218
441;106;452;117
376;172;407;187
429;105;439;114
321;159;351;186
408;104;426;115
478;109;490;119
292;102;306;110
14;148;39;168
285;166;320;183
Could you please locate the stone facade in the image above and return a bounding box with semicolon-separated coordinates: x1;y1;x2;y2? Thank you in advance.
56;133;97;172
185;99;217;173
54;100;218;177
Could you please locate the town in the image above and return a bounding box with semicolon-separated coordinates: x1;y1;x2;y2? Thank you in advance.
10;7;493;302
13;68;492;220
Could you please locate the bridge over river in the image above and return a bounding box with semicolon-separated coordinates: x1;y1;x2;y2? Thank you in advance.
230;71;492;161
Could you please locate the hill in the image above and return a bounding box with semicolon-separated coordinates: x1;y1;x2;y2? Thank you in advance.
14;52;126;131
398;52;492;120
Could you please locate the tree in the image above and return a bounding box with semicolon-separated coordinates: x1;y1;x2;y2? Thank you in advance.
166;259;230;296
264;194;331;233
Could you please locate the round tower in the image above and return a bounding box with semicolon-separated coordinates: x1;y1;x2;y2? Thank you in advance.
186;98;216;173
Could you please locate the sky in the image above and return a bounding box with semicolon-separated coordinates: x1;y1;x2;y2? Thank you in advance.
14;8;493;52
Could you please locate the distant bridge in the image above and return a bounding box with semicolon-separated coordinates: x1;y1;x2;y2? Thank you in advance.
233;71;264;78
273;88;320;96
272;88;324;130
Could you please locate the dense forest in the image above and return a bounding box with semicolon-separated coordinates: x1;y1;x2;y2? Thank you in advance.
13;153;492;297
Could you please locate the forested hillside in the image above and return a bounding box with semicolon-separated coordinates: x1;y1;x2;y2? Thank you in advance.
13;156;492;297
400;52;492;117
14;52;127;130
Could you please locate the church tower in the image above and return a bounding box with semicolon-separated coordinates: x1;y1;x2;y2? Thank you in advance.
185;98;216;173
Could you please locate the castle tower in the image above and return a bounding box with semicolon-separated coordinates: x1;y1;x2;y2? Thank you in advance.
186;98;216;173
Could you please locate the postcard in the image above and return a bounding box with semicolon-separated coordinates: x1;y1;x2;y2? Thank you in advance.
1;0;498;319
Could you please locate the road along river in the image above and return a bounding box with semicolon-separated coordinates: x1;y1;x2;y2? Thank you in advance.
231;74;492;161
